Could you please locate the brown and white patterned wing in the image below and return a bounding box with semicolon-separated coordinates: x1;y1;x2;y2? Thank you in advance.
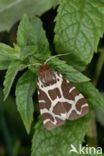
37;87;66;130
37;64;89;130
61;78;89;120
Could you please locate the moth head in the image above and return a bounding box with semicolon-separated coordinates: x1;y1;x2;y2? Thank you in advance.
38;64;57;87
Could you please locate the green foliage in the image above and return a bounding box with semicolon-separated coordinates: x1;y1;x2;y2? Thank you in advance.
17;15;50;60
0;0;59;31
0;43;20;70
16;71;36;133
0;14;50;135
0;0;104;155
0;43;19;60
0;60;10;70
55;0;104;70
32;118;89;156
76;82;104;112
48;58;90;83
3;60;21;100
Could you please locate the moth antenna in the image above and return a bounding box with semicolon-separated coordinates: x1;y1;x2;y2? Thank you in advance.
45;52;72;64
26;62;41;68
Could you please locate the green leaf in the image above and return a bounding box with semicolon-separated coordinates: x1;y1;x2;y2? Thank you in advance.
48;58;90;83
0;60;10;70
0;43;20;70
55;0;104;70
17;14;50;61
76;82;104;112
18;46;37;61
0;43;19;60
3;60;21;100
31;117;89;156
16;71;36;133
0;0;59;32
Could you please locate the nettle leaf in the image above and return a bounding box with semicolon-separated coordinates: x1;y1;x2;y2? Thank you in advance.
0;60;10;70
16;71;36;133
17;15;50;60
31;117;89;156
55;0;104;70
3;60;21;100
0;43;19;60
18;46;38;61
0;0;59;32
76;82;104;112
48;58;90;83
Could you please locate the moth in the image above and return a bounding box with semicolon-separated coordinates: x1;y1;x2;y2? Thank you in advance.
37;64;89;130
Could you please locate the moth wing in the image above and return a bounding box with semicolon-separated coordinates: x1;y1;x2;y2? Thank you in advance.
37;63;89;130
38;87;66;130
61;78;89;120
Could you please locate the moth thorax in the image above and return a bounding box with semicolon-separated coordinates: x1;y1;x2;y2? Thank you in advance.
39;64;57;86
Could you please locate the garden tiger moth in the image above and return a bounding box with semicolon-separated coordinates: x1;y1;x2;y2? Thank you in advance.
37;64;89;130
